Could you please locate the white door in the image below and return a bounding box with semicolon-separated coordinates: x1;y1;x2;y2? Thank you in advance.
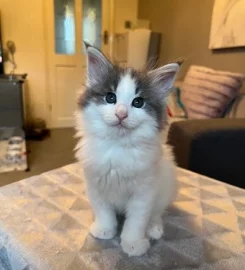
45;0;112;127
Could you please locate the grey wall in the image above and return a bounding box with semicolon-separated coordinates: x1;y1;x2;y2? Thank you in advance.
138;0;245;91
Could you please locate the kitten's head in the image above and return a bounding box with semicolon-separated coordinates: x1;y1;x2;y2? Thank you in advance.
78;44;180;139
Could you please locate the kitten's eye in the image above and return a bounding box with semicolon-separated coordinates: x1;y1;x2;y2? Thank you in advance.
132;97;144;108
105;92;117;104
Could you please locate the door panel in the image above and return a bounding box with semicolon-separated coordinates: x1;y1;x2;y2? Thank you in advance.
56;65;77;117
45;0;111;127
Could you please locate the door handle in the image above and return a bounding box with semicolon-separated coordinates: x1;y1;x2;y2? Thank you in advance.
103;30;109;45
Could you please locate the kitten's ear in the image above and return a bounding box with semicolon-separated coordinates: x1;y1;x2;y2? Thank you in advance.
147;63;180;98
84;42;113;85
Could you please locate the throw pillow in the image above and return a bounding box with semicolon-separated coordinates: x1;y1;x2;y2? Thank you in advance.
181;65;245;119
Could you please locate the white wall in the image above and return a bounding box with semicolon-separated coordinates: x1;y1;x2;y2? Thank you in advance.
114;0;138;33
0;0;48;123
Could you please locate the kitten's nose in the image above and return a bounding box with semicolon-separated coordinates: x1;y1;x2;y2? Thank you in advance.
115;104;128;121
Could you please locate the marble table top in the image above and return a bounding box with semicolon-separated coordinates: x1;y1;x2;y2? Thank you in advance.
0;163;245;269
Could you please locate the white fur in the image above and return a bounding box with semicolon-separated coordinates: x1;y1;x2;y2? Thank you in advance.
75;72;177;257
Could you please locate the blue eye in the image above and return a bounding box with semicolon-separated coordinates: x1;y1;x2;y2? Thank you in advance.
105;92;117;104
132;97;144;108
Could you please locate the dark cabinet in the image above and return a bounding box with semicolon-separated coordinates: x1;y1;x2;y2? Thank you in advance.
0;74;27;128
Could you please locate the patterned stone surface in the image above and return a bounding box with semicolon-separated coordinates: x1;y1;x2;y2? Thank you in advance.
0;163;245;269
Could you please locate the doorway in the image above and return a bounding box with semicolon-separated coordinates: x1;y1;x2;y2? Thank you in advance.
45;0;113;127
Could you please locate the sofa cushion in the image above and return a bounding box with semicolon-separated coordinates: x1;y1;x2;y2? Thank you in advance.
181;65;245;119
167;119;245;187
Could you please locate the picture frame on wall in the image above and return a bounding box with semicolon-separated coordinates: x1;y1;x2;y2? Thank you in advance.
209;0;245;49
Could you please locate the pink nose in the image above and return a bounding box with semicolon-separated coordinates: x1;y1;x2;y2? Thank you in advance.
115;104;128;121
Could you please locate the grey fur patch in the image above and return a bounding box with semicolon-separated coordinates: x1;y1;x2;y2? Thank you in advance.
78;65;122;108
78;66;167;130
130;70;167;130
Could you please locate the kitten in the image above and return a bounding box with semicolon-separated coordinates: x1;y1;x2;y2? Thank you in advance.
75;44;180;257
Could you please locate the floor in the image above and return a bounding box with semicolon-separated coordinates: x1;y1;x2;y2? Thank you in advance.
0;128;78;187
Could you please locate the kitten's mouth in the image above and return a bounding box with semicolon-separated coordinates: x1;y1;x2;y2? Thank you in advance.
111;121;128;129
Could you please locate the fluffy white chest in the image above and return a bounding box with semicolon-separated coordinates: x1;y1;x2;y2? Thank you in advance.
77;137;159;210
81;137;158;176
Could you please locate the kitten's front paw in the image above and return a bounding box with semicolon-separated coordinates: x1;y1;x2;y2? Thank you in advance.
90;222;117;240
121;238;150;257
147;223;163;240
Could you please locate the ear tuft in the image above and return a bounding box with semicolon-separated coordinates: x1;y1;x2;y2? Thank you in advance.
174;56;186;67
176;60;183;67
83;41;91;50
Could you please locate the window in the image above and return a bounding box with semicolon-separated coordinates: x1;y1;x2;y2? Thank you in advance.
54;0;75;54
82;0;102;50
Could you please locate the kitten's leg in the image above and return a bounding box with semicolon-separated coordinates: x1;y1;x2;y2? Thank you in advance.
88;187;117;239
90;206;117;240
146;215;163;240
146;155;177;240
120;194;154;256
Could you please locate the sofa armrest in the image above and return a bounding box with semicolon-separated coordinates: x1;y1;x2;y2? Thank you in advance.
167;119;245;187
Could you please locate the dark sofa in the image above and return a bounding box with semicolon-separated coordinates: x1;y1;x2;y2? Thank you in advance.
167;119;245;188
